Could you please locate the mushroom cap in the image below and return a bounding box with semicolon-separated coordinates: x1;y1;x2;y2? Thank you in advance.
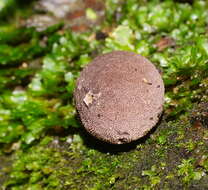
74;51;164;144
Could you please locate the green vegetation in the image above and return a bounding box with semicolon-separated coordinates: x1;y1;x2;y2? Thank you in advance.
0;0;208;189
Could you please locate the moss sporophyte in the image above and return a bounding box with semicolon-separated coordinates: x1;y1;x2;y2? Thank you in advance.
1;0;208;189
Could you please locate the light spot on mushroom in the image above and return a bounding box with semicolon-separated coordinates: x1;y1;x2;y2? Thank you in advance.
77;85;82;90
142;78;152;85
83;91;93;107
117;137;128;144
83;91;101;107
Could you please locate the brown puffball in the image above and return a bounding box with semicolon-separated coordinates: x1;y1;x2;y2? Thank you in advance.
74;51;164;144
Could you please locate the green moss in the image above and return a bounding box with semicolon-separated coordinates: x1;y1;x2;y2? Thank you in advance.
3;137;62;189
1;0;208;189
177;158;204;183
3;116;208;189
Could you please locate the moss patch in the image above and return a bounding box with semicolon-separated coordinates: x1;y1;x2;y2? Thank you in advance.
1;0;208;189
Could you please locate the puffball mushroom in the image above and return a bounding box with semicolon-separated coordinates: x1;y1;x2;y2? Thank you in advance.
74;51;164;144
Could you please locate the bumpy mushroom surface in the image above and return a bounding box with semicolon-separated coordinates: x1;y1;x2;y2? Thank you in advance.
74;51;164;144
